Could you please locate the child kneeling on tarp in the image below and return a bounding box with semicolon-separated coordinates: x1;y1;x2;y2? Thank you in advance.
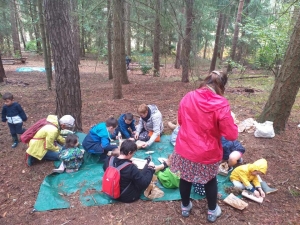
230;158;277;197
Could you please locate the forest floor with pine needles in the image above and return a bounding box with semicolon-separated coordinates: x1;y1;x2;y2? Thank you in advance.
0;53;300;225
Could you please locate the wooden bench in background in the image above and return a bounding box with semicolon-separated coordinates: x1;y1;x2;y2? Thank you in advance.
2;57;27;65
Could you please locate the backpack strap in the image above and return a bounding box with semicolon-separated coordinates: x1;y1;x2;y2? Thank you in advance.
108;156;132;197
109;156;132;171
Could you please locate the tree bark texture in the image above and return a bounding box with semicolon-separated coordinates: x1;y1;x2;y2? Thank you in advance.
10;0;21;56
125;1;131;56
153;0;161;77
210;13;223;72
70;0;80;65
0;53;6;83
174;37;182;69
112;0;123;99
107;0;113;80
203;38;208;59
45;24;53;80
44;0;82;131
258;12;300;133
227;0;244;72
219;15;228;60
117;0;129;84
38;0;51;89
181;0;194;83
80;0;85;57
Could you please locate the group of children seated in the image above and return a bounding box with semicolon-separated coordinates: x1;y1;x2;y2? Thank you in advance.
4;90;275;203
52;109;276;203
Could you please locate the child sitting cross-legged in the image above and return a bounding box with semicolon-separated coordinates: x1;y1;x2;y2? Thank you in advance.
53;134;85;173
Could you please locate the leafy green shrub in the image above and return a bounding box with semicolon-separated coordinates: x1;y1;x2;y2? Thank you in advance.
140;64;152;75
25;41;37;51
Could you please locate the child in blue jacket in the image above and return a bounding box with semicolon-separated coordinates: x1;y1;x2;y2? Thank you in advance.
82;117;119;161
112;113;136;139
1;92;27;148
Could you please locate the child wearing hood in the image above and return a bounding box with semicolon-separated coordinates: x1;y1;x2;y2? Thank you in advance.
230;158;268;198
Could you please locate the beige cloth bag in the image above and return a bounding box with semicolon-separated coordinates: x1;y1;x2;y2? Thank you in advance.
144;175;164;199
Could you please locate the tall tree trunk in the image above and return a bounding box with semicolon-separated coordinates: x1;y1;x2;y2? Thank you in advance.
29;0;42;54
124;1;131;56
227;0;244;73
258;13;300;133
16;8;26;50
119;1;129;84
112;0;123;99
219;15;228;60
70;0;80;65
210;13;224;72
80;0;85;57
142;27;146;53
174;37;182;69
44;0;82;131
2;11;12;56
181;0;193;83
203;38;208;59
45;24;52;80
107;0;113;80
236;0;250;62
38;0;51;89
10;0;21;57
136;13;140;52
0;53;6;83
153;0;161;77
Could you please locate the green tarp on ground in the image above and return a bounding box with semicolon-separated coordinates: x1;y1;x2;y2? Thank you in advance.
34;132;234;211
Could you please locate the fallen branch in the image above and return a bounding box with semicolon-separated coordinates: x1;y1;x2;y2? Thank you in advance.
232;75;270;80
61;220;71;225
91;195;97;204
281;178;289;185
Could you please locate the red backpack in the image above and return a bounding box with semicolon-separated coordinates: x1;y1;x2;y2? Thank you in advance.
102;156;132;199
21;118;56;143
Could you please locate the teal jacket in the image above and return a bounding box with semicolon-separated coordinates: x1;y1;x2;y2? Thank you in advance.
89;122;111;148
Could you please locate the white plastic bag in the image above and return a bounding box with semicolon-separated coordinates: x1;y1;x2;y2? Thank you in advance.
254;121;275;138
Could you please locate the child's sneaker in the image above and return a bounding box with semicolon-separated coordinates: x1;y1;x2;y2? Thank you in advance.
53;162;65;173
207;204;222;223
181;201;192;217
11;142;18;148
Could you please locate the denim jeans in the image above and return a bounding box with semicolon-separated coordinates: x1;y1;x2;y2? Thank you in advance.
42;150;60;161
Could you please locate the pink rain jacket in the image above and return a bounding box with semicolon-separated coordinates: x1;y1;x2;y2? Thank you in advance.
175;88;238;164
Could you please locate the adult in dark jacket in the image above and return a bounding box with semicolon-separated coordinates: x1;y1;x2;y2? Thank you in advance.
103;140;155;203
